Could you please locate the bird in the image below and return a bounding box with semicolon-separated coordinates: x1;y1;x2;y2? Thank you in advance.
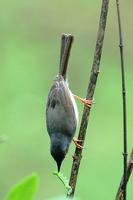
46;34;92;172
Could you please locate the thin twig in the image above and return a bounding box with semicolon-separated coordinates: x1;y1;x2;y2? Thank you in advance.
115;149;133;200
67;0;110;197
116;1;128;200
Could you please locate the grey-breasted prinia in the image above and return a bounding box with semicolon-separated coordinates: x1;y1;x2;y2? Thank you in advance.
46;34;92;172
46;34;78;172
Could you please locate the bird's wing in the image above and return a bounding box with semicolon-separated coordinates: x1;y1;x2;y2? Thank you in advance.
46;75;77;137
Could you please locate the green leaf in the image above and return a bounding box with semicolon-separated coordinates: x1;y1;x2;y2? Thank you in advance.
6;173;39;200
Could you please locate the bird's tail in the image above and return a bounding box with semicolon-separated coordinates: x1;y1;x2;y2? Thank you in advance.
59;34;74;80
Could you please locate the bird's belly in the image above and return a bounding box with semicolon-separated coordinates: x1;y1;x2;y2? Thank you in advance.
46;103;77;138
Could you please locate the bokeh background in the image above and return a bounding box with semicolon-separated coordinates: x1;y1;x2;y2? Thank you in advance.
0;0;132;199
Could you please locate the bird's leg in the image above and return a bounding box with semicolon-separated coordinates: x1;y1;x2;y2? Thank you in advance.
73;94;93;107
73;137;83;149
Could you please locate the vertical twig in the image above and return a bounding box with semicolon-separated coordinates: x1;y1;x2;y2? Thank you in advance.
116;1;128;200
115;149;133;200
67;0;110;197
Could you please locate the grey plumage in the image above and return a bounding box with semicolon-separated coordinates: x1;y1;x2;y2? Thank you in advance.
46;34;78;171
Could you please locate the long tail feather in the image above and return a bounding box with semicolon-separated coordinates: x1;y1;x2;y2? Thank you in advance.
59;34;74;80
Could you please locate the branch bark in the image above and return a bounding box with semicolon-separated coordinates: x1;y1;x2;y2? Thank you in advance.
115;149;133;200
116;1;128;199
67;0;110;197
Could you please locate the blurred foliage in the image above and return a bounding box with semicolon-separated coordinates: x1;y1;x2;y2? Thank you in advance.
0;0;133;200
6;174;38;200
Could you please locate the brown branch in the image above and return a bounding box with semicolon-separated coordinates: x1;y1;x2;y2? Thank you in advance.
67;0;110;197
116;1;128;199
115;148;133;200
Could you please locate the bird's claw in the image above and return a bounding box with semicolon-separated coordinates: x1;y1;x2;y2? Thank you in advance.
80;99;93;107
73;94;94;107
73;138;84;149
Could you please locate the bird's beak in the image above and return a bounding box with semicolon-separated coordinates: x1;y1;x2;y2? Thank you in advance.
57;161;62;172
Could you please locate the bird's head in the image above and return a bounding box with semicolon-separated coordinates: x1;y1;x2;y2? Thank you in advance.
50;133;70;172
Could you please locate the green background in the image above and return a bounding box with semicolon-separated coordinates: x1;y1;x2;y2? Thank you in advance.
0;0;133;199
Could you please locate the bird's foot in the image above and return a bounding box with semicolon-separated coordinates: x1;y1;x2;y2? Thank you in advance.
80;98;93;107
73;94;93;107
73;137;83;149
